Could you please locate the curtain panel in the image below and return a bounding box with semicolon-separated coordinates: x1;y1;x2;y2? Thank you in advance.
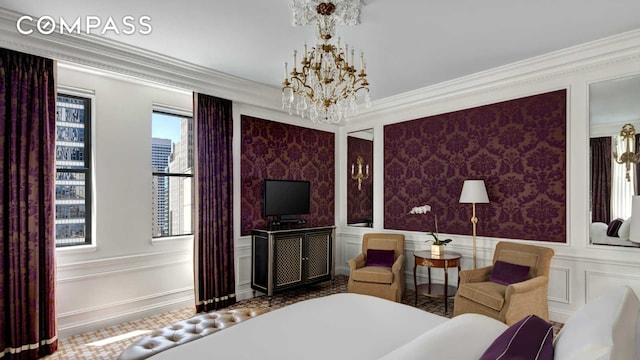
193;93;236;312
0;48;58;358
611;137;635;219
590;136;612;224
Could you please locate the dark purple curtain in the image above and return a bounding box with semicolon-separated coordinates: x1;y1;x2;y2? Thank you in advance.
0;49;58;358
590;137;612;223
194;93;236;312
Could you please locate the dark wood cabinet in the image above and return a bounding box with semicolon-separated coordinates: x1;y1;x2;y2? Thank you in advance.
251;226;335;297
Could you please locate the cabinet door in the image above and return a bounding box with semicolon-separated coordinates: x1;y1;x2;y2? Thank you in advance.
251;233;269;292
306;231;331;280
273;234;303;290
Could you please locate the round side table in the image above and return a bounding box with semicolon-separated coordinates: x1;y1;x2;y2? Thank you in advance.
413;250;461;314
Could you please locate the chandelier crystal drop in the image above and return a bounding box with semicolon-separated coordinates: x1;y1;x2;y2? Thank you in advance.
282;0;371;124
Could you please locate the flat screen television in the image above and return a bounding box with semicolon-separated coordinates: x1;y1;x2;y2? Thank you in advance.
263;179;310;217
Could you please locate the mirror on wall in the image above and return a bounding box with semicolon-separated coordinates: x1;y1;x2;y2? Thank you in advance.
347;129;374;227
589;74;640;247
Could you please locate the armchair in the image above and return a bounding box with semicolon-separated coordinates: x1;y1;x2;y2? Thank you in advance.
453;241;554;325
347;233;405;302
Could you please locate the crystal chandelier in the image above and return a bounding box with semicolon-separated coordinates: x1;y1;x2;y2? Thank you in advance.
282;0;371;124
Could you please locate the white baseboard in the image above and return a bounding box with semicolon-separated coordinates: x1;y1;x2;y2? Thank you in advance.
58;291;194;339
548;308;573;324
236;287;256;301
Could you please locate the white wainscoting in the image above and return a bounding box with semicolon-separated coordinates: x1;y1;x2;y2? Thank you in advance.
335;229;640;324
586;270;640;302
56;249;194;339
548;266;571;304
57;236;263;339
235;236;255;301
57;229;640;339
55;230;640;339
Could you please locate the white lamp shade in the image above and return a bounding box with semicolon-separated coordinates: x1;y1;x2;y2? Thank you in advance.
459;180;489;204
629;196;640;242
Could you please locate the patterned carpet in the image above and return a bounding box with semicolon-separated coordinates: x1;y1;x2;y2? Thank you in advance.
43;275;563;359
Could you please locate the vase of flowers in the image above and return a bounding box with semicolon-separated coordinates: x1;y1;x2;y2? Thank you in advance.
426;231;451;255
408;204;452;256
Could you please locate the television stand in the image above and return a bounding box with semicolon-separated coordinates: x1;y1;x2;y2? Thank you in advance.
251;226;335;298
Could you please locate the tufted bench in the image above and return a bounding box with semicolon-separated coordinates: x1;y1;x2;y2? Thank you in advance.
118;307;270;360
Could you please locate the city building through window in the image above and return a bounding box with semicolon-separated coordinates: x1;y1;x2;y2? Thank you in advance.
152;110;193;238
55;93;92;247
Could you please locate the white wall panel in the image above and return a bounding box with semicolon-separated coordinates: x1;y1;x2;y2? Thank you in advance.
236;255;252;287
586;270;640;302
548;267;571;304
56;250;193;338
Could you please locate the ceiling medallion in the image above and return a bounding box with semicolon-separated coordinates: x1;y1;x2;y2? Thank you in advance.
290;0;362;27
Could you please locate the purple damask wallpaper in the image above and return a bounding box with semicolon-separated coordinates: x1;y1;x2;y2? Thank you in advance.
347;136;373;224
240;116;335;235
384;89;566;243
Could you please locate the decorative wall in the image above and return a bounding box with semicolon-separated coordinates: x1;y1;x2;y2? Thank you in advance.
347;136;373;224
240;116;335;235
384;90;567;243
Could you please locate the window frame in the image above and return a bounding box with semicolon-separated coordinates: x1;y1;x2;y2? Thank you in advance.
151;108;194;239
55;91;93;247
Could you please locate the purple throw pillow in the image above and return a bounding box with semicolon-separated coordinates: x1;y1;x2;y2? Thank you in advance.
480;314;554;360
607;218;624;237
490;260;530;286
365;249;395;268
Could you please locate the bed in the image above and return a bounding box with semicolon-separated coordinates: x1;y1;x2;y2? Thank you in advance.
591;221;640;247
148;286;640;360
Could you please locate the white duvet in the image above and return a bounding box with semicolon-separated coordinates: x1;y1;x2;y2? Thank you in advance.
150;293;507;360
590;221;640;247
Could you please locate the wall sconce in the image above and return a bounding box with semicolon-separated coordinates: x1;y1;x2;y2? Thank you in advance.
613;123;640;182
351;156;369;191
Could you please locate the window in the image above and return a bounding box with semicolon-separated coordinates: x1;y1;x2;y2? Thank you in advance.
55;93;92;247
152;110;193;238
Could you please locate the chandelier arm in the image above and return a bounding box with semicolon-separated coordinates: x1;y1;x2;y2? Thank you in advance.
289;71;317;100
351;86;369;94
352;77;369;88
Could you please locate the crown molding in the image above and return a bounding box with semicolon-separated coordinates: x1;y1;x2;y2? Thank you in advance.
351;28;640;124
0;7;282;111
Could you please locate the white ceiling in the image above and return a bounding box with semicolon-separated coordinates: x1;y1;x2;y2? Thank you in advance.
590;75;640;126
3;0;640;106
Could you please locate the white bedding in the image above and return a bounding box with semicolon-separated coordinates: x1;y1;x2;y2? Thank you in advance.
149;287;640;360
151;293;502;360
591;221;640;247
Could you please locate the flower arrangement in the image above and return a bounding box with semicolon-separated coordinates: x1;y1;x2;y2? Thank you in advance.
408;205;452;246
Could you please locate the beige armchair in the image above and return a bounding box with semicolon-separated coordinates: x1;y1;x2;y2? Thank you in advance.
347;233;405;302
453;241;554;325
